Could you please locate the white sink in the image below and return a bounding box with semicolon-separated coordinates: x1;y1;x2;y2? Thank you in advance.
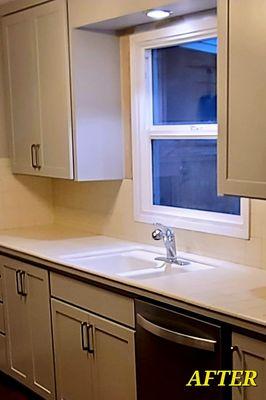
64;249;161;273
63;249;214;279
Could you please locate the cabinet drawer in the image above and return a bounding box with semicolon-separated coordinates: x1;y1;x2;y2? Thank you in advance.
50;273;135;328
0;303;5;334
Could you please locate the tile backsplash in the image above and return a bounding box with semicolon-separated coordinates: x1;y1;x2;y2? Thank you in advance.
53;178;266;270
0;158;53;229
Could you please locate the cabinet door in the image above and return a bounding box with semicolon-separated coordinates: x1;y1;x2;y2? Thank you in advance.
2;0;73;179
89;313;136;400
2;8;40;175
232;333;266;400
52;299;93;400
218;0;266;198
31;0;73;179
0;333;7;373
2;263;31;385
2;259;55;399
26;265;55;399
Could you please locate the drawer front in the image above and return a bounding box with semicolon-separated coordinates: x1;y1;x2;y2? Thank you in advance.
50;273;135;328
0;303;5;334
0;333;7;372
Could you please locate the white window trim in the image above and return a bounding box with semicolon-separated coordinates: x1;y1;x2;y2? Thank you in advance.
130;11;250;240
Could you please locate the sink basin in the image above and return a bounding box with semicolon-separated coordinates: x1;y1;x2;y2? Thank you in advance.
64;249;162;273
63;249;214;279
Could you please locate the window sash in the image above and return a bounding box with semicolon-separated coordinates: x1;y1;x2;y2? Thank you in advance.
144;34;218;134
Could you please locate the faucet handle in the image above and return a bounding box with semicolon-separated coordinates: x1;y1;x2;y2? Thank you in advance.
154;222;174;235
152;228;164;241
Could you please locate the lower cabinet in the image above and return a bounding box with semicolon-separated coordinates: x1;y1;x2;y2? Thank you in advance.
52;299;137;400
232;333;266;400
0;266;7;373
51;300;93;400
0;333;7;372
1;255;265;400
1;257;55;399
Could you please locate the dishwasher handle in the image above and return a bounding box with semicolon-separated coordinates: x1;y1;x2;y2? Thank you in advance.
137;314;217;352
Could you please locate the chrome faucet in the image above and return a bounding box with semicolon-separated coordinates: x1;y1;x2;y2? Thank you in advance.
152;223;189;266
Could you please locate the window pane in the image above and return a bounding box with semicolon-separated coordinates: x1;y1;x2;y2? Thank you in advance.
152;38;217;125
152;139;240;215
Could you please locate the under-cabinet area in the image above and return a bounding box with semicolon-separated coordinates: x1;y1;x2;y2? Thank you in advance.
0;253;265;400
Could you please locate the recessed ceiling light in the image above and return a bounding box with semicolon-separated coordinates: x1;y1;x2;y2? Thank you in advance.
146;9;173;20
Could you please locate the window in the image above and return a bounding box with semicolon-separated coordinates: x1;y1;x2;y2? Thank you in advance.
130;12;249;239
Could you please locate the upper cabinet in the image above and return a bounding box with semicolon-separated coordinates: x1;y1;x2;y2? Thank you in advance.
2;0;124;181
218;0;266;199
2;0;73;179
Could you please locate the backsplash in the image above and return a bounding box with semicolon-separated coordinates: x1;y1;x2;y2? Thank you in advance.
53;178;266;270
0;158;53;229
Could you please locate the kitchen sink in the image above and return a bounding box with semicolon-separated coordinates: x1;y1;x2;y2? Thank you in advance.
62;249;214;279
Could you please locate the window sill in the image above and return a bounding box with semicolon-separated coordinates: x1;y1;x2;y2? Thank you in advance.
135;200;250;239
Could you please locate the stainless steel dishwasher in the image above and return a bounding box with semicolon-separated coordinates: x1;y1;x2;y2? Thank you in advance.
135;300;231;400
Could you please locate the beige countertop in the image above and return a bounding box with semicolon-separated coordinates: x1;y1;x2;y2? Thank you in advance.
0;224;265;331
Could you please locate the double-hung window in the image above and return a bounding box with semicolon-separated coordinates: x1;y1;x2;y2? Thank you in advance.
130;12;249;239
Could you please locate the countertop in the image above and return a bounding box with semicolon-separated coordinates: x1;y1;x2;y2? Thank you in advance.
0;224;265;332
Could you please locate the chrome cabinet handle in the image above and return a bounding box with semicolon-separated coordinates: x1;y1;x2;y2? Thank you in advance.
31;145;37;169
87;324;94;355
81;322;89;351
80;323;94;354
137;314;217;352
20;271;27;296
16;270;22;295
35;144;41;170
15;270;27;296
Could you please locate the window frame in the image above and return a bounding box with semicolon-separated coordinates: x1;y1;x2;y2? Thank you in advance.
130;11;249;239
